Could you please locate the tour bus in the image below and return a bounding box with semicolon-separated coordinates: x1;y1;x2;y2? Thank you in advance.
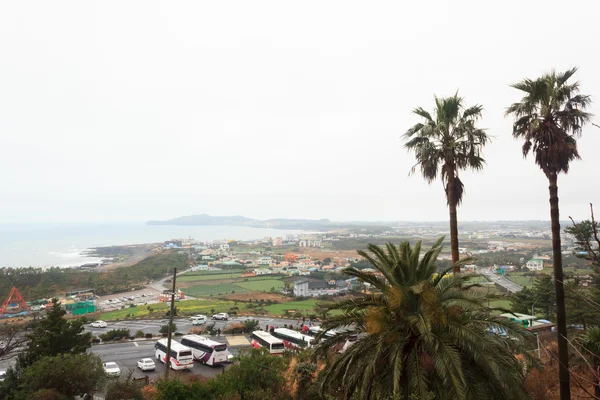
307;326;338;341
272;328;314;350
341;334;358;353
154;339;194;370
250;331;285;355
180;334;229;365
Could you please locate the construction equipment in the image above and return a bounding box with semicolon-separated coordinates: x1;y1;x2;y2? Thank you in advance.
0;287;30;318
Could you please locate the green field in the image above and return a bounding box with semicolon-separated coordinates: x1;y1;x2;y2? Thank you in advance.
235;279;284;292
98;299;236;321
178;273;243;282
264;299;318;315
489;299;512;310
183;283;248;297
506;275;535;287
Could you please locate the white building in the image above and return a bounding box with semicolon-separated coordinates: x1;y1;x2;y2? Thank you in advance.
257;256;272;266
293;280;348;297
526;258;544;271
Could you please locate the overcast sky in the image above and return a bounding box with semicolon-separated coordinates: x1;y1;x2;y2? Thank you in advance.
0;1;598;224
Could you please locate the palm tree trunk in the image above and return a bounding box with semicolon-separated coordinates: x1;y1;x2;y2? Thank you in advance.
548;171;570;399
448;173;460;273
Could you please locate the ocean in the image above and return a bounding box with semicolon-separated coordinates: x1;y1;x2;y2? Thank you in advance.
0;223;304;268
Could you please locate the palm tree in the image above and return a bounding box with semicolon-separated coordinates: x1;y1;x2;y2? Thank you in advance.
403;94;489;273
506;67;592;400
314;238;530;400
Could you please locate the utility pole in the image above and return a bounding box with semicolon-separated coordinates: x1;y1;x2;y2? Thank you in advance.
164;267;177;379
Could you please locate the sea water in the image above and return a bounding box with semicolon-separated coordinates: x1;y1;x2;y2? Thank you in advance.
0;223;304;268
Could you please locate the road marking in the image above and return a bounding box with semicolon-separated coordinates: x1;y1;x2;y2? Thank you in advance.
134;342;139;347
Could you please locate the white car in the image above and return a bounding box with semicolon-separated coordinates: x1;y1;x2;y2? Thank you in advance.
212;313;229;321
90;320;107;328
137;358;156;371
103;362;121;377
0;370;6;382
190;315;207;325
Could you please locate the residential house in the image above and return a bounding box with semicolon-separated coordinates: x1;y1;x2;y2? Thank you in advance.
254;268;272;276
293;280;349;297
257;256;272;266
526;258;544;271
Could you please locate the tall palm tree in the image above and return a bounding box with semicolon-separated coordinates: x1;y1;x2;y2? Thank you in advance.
403;94;489;273
314;238;530;400
506;67;592;400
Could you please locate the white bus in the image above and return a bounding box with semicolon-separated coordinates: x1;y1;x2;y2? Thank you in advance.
154;339;194;370
272;328;314;350
180;334;229;365
250;331;285;355
341;334;358;353
307;326;337;339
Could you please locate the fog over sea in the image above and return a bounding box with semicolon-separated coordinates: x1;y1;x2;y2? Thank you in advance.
0;223;304;268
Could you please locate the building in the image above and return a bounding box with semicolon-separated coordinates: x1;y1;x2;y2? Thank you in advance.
272;237;283;246
257;256;272;266
254;268;272;275
293;280;349;297
526;258;544;271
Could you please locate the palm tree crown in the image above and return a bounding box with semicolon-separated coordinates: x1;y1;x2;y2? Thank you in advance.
505;67;592;176
403;94;489;205
403;94;489;271
314;238;530;400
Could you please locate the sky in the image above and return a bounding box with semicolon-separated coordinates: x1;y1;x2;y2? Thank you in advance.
0;0;598;224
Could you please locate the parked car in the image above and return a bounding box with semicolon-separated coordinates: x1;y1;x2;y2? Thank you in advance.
90;320;107;328
212;313;229;321
137;358;156;371
0;370;6;382
191;315;207;325
103;362;121;377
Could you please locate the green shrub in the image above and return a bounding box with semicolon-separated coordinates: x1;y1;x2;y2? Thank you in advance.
99;328;131;341
135;330;145;338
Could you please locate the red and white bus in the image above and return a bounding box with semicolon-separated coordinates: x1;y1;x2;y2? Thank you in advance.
154;339;194;370
272;328;314;350
180;334;229;365
250;331;285;355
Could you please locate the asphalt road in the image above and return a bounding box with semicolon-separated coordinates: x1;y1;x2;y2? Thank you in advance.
84;316;308;337
479;268;523;293
0;339;239;379
91;340;234;380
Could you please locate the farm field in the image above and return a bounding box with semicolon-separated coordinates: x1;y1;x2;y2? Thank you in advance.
235;279;284;292
183;283;248;297
178;273;243;282
264;299;318;315
98;299;236;321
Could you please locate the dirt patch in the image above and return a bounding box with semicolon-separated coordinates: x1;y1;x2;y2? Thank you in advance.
223;293;290;303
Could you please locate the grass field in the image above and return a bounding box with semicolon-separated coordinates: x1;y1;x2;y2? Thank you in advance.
183;283;248;297
264;299;318;315
178;273;243;282
235;279;284;292
489;299;512;310
506;275;535;287
98;299;236;321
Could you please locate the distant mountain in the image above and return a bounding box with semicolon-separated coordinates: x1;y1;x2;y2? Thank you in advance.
147;214;254;226
147;214;378;230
